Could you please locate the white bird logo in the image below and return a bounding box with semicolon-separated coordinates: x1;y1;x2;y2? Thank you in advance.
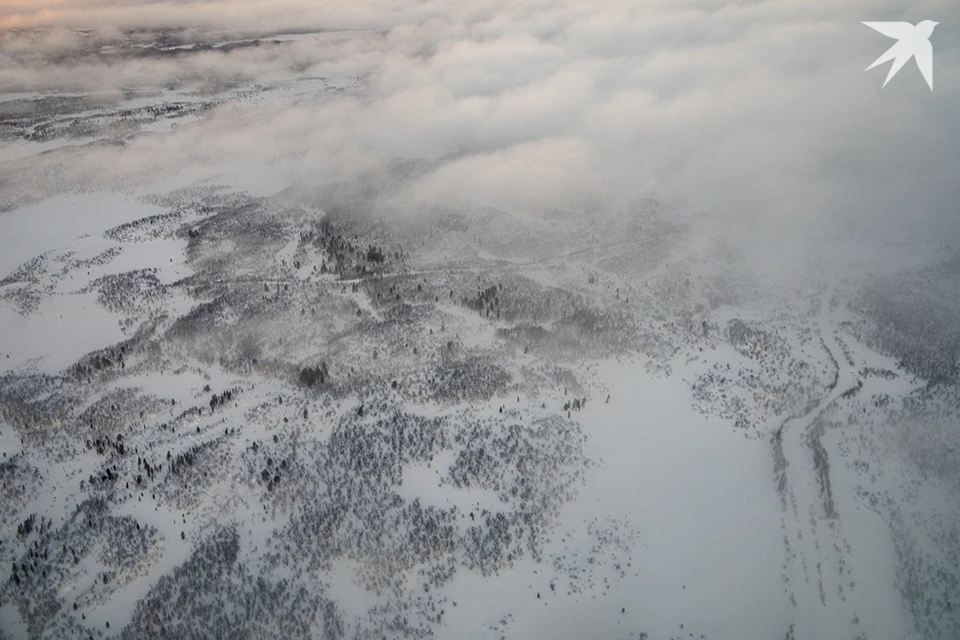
863;20;938;91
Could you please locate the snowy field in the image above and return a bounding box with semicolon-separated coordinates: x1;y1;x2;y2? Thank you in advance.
2;3;960;640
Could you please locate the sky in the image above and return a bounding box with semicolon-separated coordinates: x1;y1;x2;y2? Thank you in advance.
1;0;959;282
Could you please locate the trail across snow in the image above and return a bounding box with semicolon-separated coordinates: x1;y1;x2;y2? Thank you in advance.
775;285;908;640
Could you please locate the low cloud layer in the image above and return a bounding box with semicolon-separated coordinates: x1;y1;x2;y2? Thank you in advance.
2;0;959;281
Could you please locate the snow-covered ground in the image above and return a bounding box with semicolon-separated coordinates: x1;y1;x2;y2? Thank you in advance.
2;15;959;640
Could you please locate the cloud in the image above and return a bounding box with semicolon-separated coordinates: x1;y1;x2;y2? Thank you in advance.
1;0;958;280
